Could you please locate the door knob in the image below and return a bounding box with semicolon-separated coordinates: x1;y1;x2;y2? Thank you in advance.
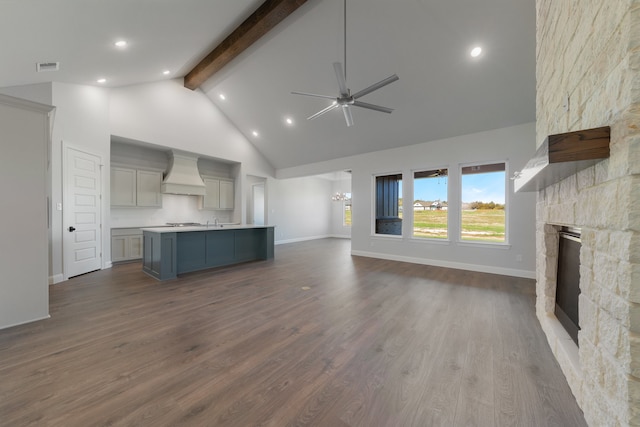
68;226;76;232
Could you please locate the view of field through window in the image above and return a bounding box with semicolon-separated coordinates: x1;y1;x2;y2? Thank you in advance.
373;164;505;242
460;163;506;242
408;163;506;242
413;169;448;239
343;193;352;226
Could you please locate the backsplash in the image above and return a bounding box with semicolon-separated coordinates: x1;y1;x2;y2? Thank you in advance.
111;194;232;228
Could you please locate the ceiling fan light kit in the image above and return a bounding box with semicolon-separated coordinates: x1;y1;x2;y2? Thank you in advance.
292;0;399;127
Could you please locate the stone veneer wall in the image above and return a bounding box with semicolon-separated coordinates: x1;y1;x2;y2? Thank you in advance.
536;0;640;425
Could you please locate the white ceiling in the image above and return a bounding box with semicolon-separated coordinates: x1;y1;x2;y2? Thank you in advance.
0;0;535;171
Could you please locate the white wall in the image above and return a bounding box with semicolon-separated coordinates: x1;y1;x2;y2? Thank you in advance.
278;123;537;278
269;176;333;243
0;95;53;328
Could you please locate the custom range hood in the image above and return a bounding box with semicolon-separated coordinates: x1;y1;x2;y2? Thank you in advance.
161;150;206;196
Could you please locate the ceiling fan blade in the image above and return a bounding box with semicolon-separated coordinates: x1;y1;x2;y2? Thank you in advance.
307;102;340;120
333;62;349;97
342;105;354;127
352;74;399;99
291;91;337;100
352;100;394;114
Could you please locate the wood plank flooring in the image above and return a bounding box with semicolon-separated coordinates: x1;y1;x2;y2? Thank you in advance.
0;238;586;426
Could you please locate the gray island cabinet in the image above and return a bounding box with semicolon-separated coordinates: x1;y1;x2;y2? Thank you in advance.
141;225;275;280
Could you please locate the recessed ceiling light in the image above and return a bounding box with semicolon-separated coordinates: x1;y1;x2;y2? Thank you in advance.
252;130;259;137
470;46;482;57
285;117;294;125
114;40;127;48
162;70;171;75
97;78;106;84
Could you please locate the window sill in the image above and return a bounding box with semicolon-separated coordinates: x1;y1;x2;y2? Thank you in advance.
371;233;403;240
409;237;451;245
456;241;511;249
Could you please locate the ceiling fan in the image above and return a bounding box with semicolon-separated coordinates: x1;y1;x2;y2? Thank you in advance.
291;0;399;127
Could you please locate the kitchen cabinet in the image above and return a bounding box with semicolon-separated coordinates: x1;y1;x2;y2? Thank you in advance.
111;167;162;207
136;170;163;207
201;177;234;210
220;180;234;209
142;226;274;280
111;167;136;206
111;228;143;262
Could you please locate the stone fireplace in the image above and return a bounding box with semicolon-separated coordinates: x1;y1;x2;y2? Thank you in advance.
535;1;640;424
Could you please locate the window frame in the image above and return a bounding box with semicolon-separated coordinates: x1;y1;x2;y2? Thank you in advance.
371;171;404;238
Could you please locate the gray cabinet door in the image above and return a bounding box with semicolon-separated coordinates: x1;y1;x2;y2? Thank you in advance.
177;232;207;274
202;178;220;209
111;167;136;207
219;180;234;210
136;170;162;207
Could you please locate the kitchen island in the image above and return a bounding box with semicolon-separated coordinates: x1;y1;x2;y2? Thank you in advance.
141;225;275;280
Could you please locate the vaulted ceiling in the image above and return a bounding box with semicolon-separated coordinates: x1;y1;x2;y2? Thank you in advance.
0;0;535;170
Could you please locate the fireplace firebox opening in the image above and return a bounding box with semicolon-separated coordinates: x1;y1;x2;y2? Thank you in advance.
555;226;581;346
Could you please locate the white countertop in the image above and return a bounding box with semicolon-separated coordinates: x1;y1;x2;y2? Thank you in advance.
141;224;275;233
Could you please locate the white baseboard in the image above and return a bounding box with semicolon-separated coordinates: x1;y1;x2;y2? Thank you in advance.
275;235;331;245
49;274;65;285
350;250;536;279
329;234;351;239
104;261;113;269
0;314;50;331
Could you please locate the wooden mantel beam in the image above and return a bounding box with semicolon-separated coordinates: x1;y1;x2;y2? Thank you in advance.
184;0;309;90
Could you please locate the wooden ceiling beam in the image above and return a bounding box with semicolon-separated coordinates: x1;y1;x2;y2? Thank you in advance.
184;0;309;90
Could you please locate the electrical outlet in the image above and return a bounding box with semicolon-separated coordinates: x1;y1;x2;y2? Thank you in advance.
516;254;523;262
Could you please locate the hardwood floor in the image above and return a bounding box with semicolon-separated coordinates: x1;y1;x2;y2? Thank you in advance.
0;238;586;426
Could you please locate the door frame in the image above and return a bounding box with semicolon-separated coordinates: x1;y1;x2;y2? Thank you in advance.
62;142;104;280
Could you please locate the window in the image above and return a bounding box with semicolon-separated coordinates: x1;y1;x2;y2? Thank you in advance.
343;193;352;226
413;168;448;239
374;174;402;235
460;163;506;243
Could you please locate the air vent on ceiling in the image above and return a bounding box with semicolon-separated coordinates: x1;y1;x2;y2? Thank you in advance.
36;62;60;72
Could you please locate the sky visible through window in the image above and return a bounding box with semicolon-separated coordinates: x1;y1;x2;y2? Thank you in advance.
414;176;447;202
411;172;505;204
461;171;505;204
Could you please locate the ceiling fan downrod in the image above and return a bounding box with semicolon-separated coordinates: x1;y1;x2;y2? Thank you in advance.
290;0;399;127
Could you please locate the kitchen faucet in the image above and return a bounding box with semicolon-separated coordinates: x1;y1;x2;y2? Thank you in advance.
206;217;219;228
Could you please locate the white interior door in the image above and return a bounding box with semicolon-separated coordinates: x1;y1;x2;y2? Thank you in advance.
63;145;102;279
252;183;265;225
